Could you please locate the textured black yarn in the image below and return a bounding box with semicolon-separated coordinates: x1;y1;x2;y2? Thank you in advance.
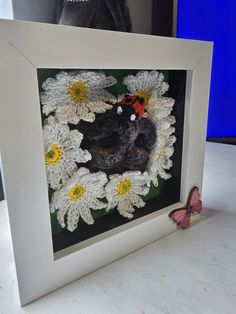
77;105;156;175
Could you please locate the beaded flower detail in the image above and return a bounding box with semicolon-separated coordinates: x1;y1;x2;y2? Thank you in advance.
105;172;149;219
43;118;91;189
50;168;107;232
41;71;117;124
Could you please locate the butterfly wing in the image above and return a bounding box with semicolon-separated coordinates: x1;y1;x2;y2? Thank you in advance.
192;200;202;214
189;186;202;215
169;208;190;229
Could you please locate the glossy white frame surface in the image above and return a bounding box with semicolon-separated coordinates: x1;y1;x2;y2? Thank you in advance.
0;19;213;306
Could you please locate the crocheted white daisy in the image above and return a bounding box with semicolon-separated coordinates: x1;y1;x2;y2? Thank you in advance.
147;94;176;137
144;94;176;187
50;168;108;231
41;71;117;124
105;171;149;219
123;71;169;107
43;118;91;189
147;134;176;186
146;95;175;124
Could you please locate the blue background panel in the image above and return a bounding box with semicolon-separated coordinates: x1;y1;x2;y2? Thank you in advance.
177;1;236;138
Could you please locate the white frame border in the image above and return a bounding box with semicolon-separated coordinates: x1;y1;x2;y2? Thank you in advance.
0;19;213;306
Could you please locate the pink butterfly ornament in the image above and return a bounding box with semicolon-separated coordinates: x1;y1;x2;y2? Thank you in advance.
169;186;202;229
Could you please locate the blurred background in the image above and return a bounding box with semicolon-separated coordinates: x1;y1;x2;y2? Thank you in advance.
0;0;235;200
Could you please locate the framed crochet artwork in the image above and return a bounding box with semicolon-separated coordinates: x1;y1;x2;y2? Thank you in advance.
38;68;186;255
0;20;212;305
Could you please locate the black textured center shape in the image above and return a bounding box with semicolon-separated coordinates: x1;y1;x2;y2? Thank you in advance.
78;105;156;175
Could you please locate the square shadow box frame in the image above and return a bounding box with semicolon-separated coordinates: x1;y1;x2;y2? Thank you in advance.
0;19;212;306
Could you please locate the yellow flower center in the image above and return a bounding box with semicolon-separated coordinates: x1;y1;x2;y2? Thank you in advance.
117;179;132;196
67;184;86;201
66;80;88;104
137;89;151;107
45;144;63;166
156;149;164;161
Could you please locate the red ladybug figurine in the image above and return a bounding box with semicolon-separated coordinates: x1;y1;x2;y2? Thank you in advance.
117;95;145;121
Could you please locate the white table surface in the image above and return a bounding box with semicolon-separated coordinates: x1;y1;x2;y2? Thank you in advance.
0;142;236;314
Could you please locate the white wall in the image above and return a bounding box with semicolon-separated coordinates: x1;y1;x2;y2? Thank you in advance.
0;0;13;19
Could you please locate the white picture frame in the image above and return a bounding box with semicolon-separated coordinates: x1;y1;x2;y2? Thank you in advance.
0;19;212;306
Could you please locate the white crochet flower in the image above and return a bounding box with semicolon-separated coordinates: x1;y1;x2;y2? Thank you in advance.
50;168;108;232
123;70;169;107
144;94;176;187
43;118;91;189
147;134;176;186
155;116;176;137
41;71;117;124
147;94;176;137
105;171;149;219
146;95;175;124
